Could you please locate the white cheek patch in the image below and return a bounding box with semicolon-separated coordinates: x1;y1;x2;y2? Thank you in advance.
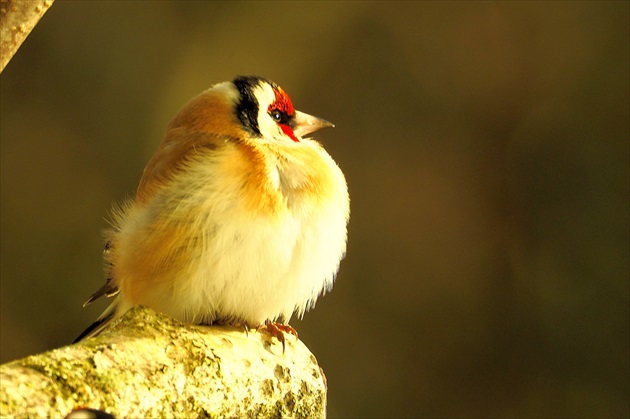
254;84;288;142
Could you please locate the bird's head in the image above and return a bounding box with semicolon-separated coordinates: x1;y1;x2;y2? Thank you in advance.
233;75;334;143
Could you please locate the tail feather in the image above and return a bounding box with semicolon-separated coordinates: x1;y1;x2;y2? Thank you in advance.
74;299;118;343
82;278;119;308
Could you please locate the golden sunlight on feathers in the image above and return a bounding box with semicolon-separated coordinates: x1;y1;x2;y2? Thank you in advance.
81;76;349;336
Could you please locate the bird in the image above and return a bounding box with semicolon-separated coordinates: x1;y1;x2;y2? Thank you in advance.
75;76;350;347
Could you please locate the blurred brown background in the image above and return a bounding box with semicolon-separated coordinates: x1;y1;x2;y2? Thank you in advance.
1;1;628;417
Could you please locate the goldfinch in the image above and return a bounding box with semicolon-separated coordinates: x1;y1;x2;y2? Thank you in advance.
75;76;350;343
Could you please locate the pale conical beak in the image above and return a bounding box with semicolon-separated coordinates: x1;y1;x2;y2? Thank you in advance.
293;110;335;137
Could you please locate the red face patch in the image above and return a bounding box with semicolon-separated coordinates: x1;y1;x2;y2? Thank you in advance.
268;87;299;142
279;124;298;142
270;87;295;116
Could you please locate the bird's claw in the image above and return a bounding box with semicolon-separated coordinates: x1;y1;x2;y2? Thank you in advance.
260;321;298;353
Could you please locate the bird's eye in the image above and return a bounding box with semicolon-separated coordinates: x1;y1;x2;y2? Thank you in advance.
270;110;283;123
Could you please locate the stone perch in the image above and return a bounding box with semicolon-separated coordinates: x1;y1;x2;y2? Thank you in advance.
0;306;327;418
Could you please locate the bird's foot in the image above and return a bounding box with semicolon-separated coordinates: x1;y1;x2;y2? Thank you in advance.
260;321;298;353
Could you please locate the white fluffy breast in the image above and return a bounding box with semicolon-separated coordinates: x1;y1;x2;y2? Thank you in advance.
116;136;349;327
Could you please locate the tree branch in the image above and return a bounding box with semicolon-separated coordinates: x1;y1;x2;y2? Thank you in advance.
0;0;54;73
0;307;327;418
